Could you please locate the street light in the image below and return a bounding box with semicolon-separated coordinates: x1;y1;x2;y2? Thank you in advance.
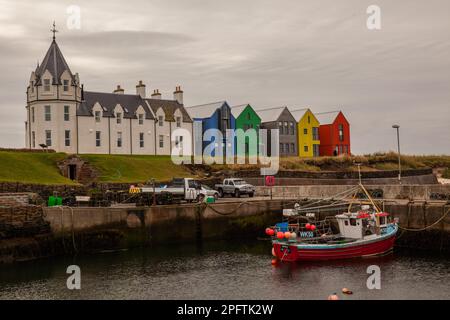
392;125;401;184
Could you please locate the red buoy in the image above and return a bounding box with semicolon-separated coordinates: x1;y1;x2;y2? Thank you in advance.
265;228;274;236
305;223;311;230
310;225;316;231
276;232;284;239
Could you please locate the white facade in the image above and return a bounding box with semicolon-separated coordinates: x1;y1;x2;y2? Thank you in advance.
25;38;192;156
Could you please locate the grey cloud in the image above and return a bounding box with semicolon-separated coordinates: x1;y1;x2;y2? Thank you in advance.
0;0;449;154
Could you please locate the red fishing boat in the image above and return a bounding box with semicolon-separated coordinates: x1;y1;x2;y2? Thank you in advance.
266;184;398;262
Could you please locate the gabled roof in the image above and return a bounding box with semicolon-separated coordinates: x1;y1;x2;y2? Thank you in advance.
230;104;261;121
315;111;341;125
185;100;228;119
145;99;192;123
35;40;75;85
255;106;288;123
78;91;154;119
289;108;309;122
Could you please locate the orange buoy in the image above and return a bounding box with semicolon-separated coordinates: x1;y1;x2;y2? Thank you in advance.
276;232;284;239
342;288;353;295
271;259;278;265
284;231;291;239
327;293;339;300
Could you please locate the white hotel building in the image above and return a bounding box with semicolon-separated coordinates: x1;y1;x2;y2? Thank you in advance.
25;35;193;156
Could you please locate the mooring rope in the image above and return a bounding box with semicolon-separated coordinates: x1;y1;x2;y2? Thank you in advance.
397;207;449;232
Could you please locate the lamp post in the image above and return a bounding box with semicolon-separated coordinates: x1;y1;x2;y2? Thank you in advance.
392;125;401;184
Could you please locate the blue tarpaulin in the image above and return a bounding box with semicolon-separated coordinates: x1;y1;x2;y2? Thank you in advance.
275;222;288;232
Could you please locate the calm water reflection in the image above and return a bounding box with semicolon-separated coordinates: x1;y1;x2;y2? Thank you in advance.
0;240;449;300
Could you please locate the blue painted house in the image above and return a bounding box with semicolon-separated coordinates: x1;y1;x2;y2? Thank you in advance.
186;101;236;157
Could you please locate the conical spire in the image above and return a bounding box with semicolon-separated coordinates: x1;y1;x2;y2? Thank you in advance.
35;29;74;85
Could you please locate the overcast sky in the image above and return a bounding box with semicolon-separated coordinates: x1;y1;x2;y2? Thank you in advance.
0;0;449;154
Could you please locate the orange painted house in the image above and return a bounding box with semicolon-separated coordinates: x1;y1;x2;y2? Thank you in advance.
316;111;350;156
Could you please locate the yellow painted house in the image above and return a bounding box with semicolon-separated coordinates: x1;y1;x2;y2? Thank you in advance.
291;108;320;157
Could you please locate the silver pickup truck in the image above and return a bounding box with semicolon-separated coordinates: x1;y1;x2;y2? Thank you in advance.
215;178;255;198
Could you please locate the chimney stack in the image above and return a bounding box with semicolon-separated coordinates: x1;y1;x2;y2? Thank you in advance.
136;80;146;98
113;85;124;94
173;85;183;104
151;89;161;100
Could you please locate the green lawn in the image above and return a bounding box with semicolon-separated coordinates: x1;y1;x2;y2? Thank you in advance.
0;151;76;185
80;154;194;183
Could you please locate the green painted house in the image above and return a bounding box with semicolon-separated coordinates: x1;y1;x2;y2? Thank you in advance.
231;104;261;156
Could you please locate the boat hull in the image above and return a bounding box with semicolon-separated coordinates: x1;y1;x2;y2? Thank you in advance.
273;233;396;262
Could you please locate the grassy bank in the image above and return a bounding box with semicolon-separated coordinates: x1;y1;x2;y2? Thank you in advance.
0;151;76;185
0;150;448;185
80;154;194;183
211;152;450;172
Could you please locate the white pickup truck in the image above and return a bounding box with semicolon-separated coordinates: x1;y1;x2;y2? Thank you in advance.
130;178;208;205
215;178;255;198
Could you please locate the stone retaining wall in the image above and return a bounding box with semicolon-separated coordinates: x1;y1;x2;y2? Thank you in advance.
0;204;50;240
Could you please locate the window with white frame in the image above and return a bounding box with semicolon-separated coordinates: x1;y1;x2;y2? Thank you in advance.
116;112;122;124
45;130;52;146
138;114;144;125
63;80;69;92
96;131;101;147
117;132;122;147
64;105;70;121
159;135;164;148
139;132;144;148
338;124;344;141
44;105;51;121
65;130;70;146
95;111;101;123
158;115;164;126
44;79;51;92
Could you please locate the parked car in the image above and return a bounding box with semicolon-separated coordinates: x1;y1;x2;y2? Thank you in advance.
215;178;255;198
200;185;219;200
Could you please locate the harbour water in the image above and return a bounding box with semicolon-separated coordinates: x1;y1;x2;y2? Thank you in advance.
0;240;449;300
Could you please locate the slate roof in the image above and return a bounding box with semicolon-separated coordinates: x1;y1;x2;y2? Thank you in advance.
289;108;309;122
35;40;75;85
78;91;155;119
315;111;341;125
255;106;288;123
145;99;192;123
185;101;227;119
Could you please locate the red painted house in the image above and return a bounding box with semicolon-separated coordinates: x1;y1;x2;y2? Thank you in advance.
316;111;350;156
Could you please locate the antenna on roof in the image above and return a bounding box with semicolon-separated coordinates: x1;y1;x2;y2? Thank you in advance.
51;21;58;41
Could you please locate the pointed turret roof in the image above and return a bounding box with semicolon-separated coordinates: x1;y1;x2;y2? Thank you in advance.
35;39;75;85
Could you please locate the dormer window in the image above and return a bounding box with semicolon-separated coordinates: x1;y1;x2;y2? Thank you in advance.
63;80;69;92
44;79;51;92
116;112;122;124
138;114;144;125
176;116;181;127
31;81;34;93
158;115;164;126
95;111;101;123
